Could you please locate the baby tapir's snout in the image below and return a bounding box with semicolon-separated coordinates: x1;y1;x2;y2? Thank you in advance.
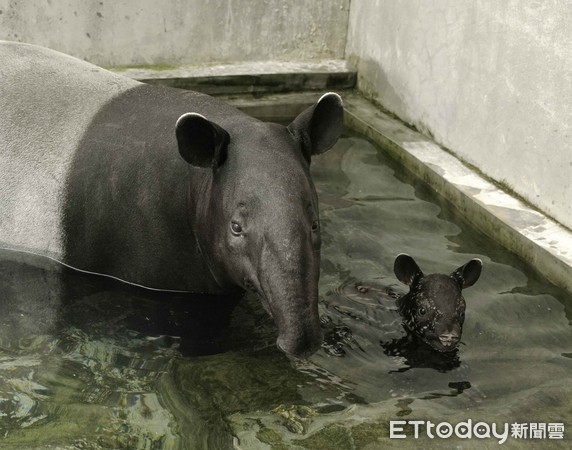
393;254;482;352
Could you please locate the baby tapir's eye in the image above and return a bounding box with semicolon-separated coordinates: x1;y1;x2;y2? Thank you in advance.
417;307;427;316
230;221;243;236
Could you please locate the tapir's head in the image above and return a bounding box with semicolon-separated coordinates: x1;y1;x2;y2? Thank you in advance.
393;254;482;352
175;93;344;358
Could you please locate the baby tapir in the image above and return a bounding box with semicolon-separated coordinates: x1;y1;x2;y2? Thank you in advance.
393;254;482;352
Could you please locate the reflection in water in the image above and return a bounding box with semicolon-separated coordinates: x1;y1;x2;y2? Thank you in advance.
1;136;572;449
0;251;241;448
380;335;461;373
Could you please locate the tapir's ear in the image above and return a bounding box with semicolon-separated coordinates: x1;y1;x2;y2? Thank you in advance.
394;254;424;287
451;258;483;289
287;92;344;163
176;113;230;169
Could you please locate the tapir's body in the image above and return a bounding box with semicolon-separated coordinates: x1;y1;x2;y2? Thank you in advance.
1;42;244;292
0;42;344;357
64;83;218;292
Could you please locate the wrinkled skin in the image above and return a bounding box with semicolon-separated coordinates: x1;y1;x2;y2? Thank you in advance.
393;254;482;352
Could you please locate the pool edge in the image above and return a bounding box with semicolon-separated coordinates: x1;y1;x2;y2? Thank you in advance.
341;93;572;294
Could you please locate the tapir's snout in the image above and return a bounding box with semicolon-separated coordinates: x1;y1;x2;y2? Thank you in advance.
427;323;462;352
253;222;324;359
276;316;323;359
259;286;322;358
438;332;460;348
255;284;323;358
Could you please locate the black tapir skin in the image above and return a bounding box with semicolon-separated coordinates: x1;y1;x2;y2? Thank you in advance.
0;41;344;358
393;254;482;352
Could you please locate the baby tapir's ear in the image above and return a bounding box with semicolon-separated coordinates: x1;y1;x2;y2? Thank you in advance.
288;92;344;163
394;254;424;287
176;113;230;169
451;258;483;289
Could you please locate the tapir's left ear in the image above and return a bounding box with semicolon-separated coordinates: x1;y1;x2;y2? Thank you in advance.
288;92;344;163
394;254;424;287
451;259;483;289
176;113;230;169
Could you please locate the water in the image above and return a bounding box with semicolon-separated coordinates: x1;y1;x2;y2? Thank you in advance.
1;136;571;449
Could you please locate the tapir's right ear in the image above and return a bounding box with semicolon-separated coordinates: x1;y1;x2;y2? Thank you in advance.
288;92;344;163
176;113;230;169
451;258;483;289
394;254;424;287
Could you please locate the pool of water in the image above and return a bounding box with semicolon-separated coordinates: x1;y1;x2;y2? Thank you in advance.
1;136;571;449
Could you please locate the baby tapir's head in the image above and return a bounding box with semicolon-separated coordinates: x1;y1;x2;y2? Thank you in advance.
393;254;482;352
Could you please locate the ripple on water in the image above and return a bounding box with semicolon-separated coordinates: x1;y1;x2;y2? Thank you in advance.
1;136;572;449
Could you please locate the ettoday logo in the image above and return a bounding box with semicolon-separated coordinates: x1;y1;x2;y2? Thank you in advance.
389;420;565;444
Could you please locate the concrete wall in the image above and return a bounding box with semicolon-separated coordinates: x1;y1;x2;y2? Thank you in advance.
2;0;569;230
346;0;572;230
0;0;349;67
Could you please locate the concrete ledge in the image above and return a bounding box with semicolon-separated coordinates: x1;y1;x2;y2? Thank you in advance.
223;92;572;294
221;91;330;123
343;94;572;293
112;60;356;95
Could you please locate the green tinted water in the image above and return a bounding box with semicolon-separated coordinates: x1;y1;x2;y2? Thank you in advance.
1;136;570;449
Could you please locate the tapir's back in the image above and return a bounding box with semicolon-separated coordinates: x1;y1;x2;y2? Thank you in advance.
0;41;138;259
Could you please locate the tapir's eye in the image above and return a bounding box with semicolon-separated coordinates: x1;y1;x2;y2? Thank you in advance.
311;220;319;232
230;221;243;236
417;307;427;316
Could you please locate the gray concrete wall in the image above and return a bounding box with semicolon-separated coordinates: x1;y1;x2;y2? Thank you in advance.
346;0;572;230
2;0;570;230
0;0;349;67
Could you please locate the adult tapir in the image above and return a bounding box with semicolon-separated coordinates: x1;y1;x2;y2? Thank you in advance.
0;41;344;358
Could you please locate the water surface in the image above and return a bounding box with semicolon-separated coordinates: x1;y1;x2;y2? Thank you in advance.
1;136;571;449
